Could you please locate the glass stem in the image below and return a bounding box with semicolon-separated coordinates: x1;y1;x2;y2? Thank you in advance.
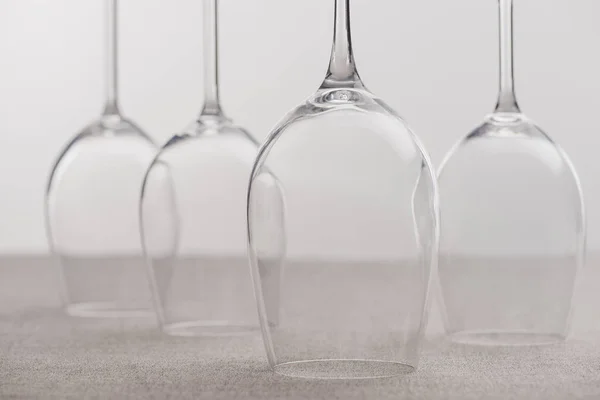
321;0;363;89
495;0;520;113
199;0;224;118
102;0;120;116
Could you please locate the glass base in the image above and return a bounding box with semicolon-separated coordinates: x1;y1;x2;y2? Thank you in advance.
273;359;415;380
66;302;154;319
449;330;566;346
162;320;258;337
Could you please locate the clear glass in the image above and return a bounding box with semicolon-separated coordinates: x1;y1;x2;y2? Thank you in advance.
45;0;157;318
437;0;585;346
140;0;259;337
247;0;438;379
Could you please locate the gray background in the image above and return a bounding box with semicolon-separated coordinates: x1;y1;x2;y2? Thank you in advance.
1;0;600;257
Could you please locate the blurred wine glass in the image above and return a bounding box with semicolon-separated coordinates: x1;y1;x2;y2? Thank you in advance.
45;0;157;318
437;0;585;346
140;0;263;337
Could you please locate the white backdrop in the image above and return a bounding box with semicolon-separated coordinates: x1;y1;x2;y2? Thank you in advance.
1;0;599;255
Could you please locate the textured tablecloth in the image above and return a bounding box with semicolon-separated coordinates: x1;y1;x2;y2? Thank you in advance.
1;256;600;399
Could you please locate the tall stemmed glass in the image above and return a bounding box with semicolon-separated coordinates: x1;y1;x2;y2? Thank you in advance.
247;0;438;379
438;0;585;346
140;0;261;337
46;0;157;318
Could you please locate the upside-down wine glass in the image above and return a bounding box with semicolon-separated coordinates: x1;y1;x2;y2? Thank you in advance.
247;0;438;379
140;0;263;336
45;0;157;318
437;0;585;346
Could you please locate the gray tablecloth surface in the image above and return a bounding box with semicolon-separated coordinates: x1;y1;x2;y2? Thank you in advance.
1;256;600;400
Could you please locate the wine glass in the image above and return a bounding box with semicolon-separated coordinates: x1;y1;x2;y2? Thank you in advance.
45;0;157;318
140;0;261;337
247;0;438;379
437;0;585;346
